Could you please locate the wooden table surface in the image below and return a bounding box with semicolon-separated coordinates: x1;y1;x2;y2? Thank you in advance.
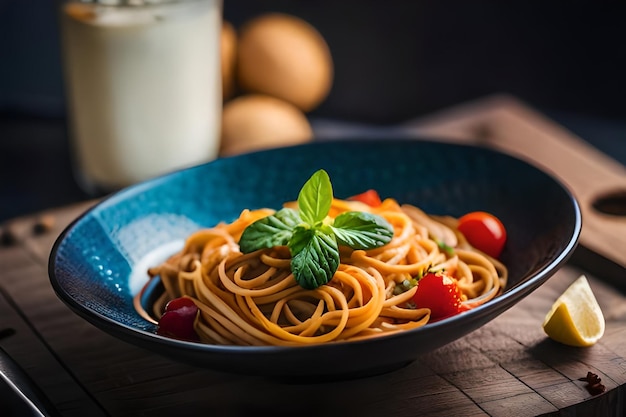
1;95;625;417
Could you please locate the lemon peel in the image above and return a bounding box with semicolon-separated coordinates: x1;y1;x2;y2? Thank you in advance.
542;275;605;347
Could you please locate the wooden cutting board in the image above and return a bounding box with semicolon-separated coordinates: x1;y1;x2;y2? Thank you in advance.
0;95;624;417
1;203;625;417
405;94;626;274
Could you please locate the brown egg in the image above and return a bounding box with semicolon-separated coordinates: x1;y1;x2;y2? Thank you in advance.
221;20;237;101
236;13;333;112
64;2;96;21
220;94;313;157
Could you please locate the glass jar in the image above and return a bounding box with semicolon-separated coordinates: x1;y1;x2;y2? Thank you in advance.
60;0;222;194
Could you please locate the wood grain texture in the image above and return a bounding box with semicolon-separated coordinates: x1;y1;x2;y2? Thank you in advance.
406;94;626;270
1;96;624;416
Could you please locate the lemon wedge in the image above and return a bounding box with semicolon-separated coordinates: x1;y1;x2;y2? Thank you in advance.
542;275;605;347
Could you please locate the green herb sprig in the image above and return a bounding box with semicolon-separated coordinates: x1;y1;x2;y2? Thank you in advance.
239;170;394;289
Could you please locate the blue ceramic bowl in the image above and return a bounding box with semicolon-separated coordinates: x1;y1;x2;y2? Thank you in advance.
49;138;581;378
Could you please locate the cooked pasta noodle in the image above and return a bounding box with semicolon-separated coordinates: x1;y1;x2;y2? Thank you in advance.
138;198;508;346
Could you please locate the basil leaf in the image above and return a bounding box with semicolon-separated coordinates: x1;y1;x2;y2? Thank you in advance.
298;169;332;227
239;208;301;253
332;211;394;250
237;169;394;290
288;225;314;255
290;227;339;289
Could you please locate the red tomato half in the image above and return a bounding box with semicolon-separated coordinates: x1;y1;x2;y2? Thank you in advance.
412;272;467;321
457;211;506;258
347;189;382;207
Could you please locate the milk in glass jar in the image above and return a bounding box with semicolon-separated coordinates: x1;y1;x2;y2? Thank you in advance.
60;0;222;193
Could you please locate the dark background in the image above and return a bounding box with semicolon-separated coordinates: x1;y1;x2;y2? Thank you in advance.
2;0;626;221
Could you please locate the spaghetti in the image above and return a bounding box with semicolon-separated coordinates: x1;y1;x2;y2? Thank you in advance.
138;197;508;346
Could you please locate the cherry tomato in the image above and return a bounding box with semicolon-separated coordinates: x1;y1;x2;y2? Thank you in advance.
157;297;200;342
457;211;506;258
348;189;382;207
412;272;467;321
